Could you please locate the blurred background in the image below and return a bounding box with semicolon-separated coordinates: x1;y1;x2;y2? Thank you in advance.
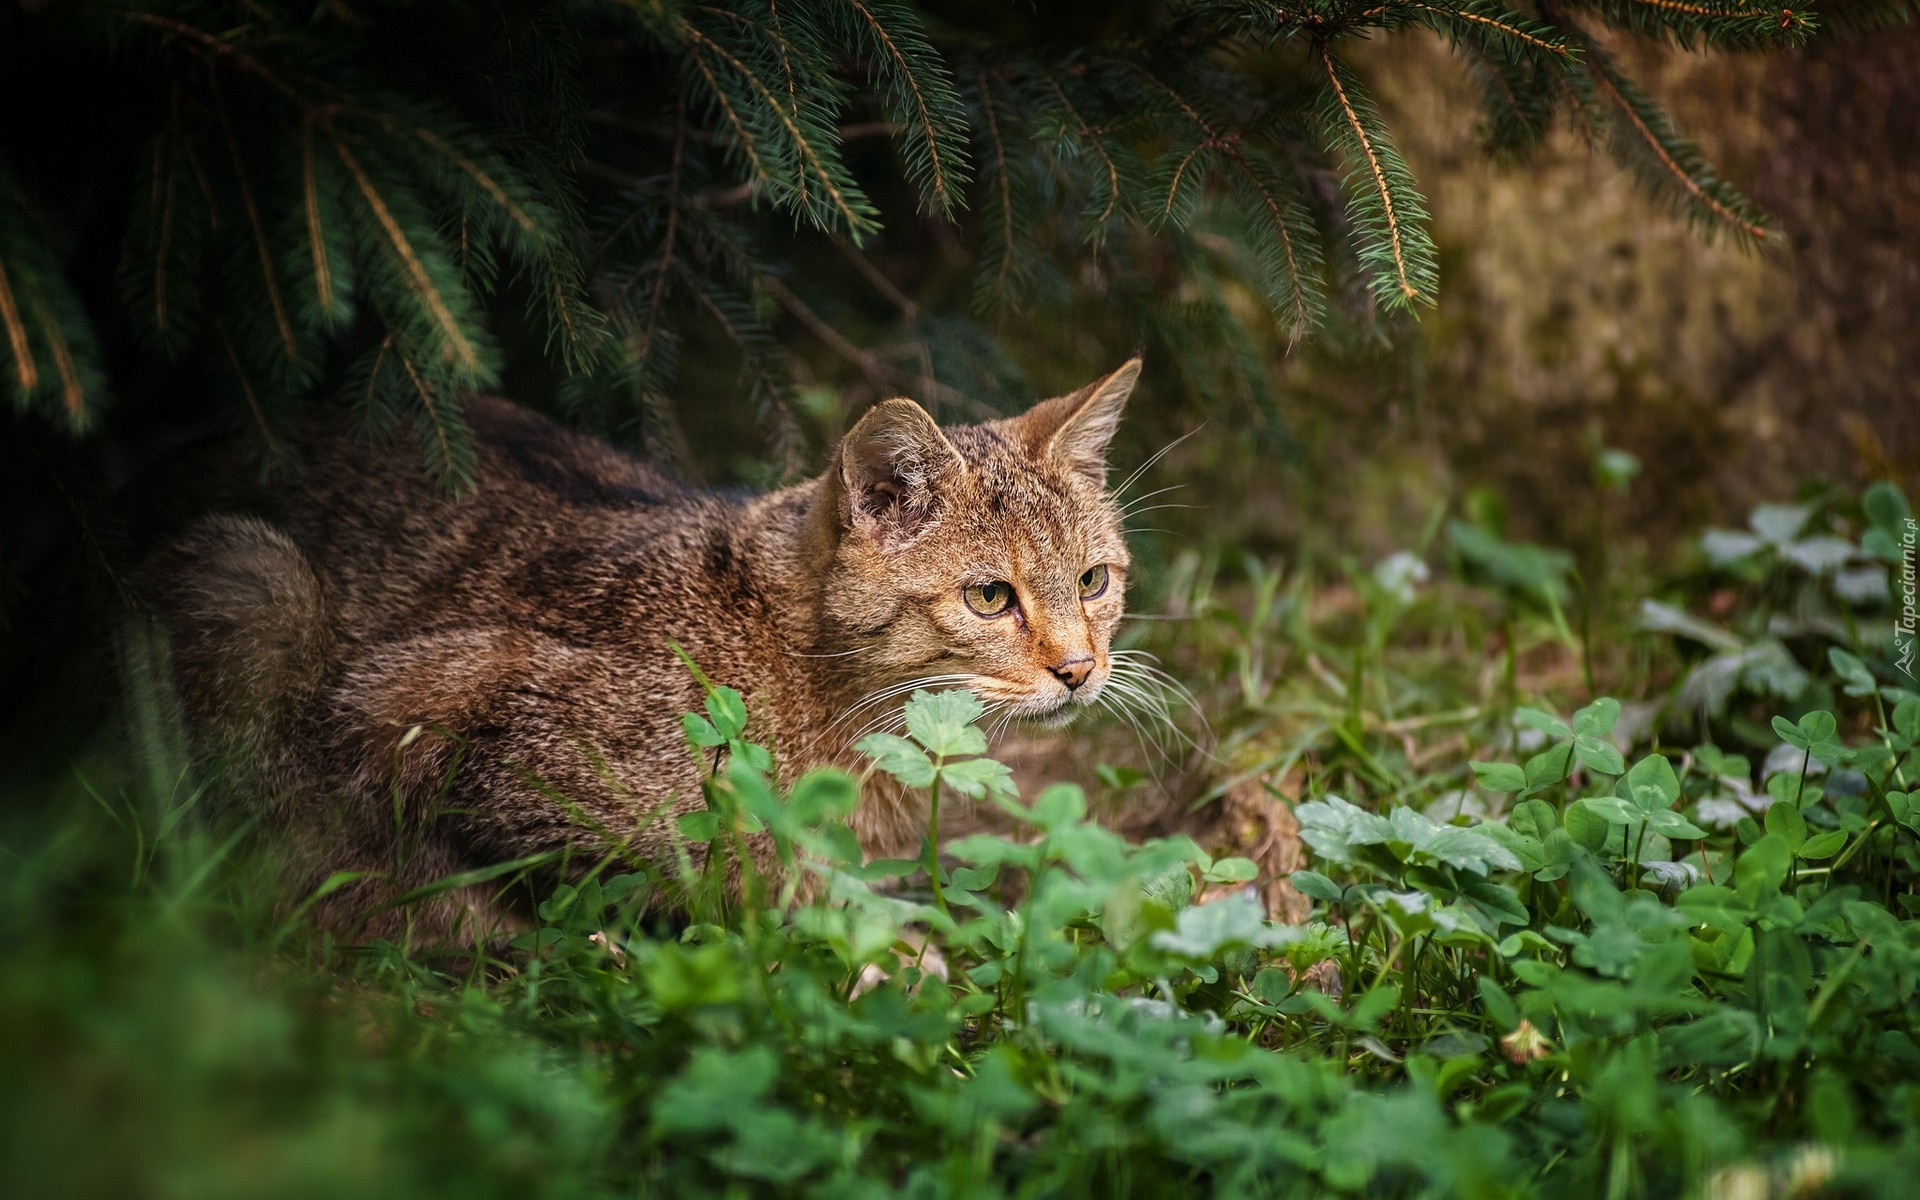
2;5;1917;1195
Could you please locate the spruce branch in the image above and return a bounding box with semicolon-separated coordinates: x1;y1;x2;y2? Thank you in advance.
1412;0;1577;60
346;333;478;489
31;297;85;424
1316;45;1437;311
825;0;973;216
1570;0;1817;48
1588;62;1770;239
970;69;1027;310
148;112;184;342
677;11;880;238
1465;42;1562;161
395;346;474;489
299;122;337;319
328;130;489;379
0;0;1821;480
1034;69;1124;228
214;320;281;458
123;12;306;105
0;254;34;396
1125;65;1223;228
680;31;781;193
1547;9;1774;242
212;81;299;369
292;116;357;332
1221;144;1328;342
1;165;104;429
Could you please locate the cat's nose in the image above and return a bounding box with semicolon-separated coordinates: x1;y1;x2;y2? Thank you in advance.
1050;657;1094;691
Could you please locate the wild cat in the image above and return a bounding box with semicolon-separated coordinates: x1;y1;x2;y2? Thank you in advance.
148;359;1156;942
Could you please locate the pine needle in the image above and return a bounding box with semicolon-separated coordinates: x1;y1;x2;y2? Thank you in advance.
0;254;37;393
328;131;484;374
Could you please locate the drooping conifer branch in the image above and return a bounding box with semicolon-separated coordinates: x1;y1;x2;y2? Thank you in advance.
0;256;35;394
1317;45;1436;310
0;0;1819;475
214;84;299;367
299;122;336;317
328;132;485;376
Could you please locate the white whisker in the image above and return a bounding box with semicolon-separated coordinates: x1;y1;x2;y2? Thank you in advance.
1117;483;1188;517
1112;424;1204;502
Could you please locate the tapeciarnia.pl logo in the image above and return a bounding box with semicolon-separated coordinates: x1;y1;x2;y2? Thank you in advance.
1899;517;1917;680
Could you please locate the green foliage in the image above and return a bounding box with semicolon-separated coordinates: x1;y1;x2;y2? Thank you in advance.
1640;482;1917;734
4;0;1897;481
8;481;1920;1195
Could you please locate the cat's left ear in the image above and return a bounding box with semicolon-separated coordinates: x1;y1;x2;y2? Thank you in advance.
1015;357;1140;488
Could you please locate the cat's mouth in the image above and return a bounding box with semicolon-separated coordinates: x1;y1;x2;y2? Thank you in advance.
1028;704;1083;729
962;676;1102;734
1002;686;1098;729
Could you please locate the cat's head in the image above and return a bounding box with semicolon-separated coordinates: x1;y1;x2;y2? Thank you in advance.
810;359;1140;731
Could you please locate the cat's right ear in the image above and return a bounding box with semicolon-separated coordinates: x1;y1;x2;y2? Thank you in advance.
835;398;965;542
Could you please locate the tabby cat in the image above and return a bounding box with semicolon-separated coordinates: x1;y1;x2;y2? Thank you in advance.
148;359;1142;942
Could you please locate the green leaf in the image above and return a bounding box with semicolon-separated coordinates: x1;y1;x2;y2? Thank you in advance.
1515;707;1574;739
1896;700;1920;744
1764;800;1806;852
1032;783;1087;829
1535;828;1577;882
677;810;719;844
1205;856;1260;885
651;1045;775;1133
857;732;936;788
1573;697;1621;737
1296;796;1393;864
1625;753;1681;808
1564;799;1611;850
905;689;988;757
1828;648;1879;699
1585;796;1640;825
940;756;1017;801
1772;714;1809;750
1471;760;1528;792
1149;891;1292;959
1466;879;1528;925
1525;745;1572;789
1751;503;1811;545
1798;830;1846;860
1770;711;1849;765
1423;824;1523;874
1574;735;1625;776
1734;833;1791;903
1510;798;1557;840
787;768;858;825
949;863;998;891
682;712;725;748
1644;809;1708;841
706;686;748;740
1480;821;1545;871
1888;791;1917;831
1462;876;1529;927
1477;975;1519;1029
1863;480;1910;531
1496;929;1557;958
1290;869;1346;905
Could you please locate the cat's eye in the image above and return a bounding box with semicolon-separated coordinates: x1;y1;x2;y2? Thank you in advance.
1079;564;1110;601
964;580;1015;617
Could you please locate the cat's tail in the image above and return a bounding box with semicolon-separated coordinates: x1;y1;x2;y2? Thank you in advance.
142;514;330;759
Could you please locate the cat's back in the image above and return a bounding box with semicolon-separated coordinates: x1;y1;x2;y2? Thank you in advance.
274;397;723;645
